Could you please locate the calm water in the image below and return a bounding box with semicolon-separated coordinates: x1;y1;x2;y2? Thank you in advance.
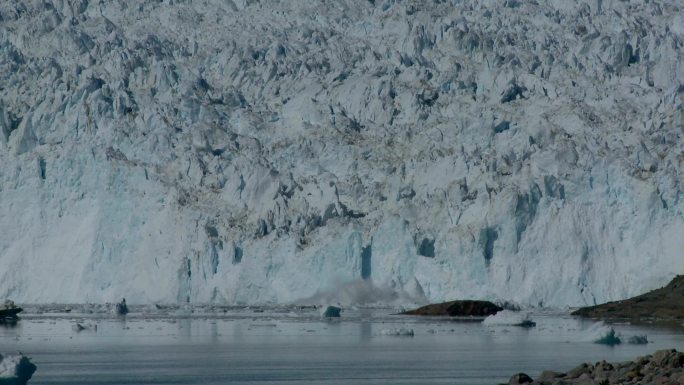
2;307;684;384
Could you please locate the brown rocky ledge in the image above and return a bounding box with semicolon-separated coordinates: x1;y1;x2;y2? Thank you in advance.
402;300;502;316
572;275;684;321
503;349;684;385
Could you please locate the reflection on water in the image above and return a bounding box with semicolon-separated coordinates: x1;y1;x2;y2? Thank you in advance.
0;309;683;385
360;321;372;340
0;318;19;328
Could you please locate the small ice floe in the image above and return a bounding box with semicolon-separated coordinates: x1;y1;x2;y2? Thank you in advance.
627;335;648;344
72;323;90;332
321;306;342;318
379;327;414;337
0;353;37;385
483;310;536;328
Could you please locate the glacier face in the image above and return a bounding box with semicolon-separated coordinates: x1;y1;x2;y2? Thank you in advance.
0;0;683;306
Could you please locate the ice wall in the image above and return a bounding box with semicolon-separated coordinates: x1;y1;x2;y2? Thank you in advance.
0;0;682;306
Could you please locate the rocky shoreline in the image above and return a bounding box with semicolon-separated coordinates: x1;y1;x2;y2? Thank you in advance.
572;276;684;321
504;349;684;385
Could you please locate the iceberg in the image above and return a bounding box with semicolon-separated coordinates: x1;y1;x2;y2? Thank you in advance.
321;306;341;318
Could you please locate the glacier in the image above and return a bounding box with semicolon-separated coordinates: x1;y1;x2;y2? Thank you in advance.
0;0;682;306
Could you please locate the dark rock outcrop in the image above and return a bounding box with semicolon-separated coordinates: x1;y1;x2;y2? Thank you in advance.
508;373;533;384
0;308;21;320
572;275;684;321
402;300;502;316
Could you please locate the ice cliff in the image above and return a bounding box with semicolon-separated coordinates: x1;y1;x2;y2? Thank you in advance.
0;0;682;306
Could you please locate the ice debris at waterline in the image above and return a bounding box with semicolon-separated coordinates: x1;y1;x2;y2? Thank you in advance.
322;306;341;318
0;354;37;385
483;310;536;328
0;0;683;306
301;280;426;307
502;349;684;385
379;328;415;337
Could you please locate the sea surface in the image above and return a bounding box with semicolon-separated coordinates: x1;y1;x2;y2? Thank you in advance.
2;306;684;385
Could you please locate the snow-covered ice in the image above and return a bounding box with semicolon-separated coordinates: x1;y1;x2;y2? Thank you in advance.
0;0;682;306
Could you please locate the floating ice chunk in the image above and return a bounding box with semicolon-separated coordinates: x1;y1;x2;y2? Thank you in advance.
584;322;621;345
594;329;621;345
483;310;536;328
379;327;414;337
72;323;97;332
115;299;128;316
517;320;536;328
321;306;341;318
627;335;648;344
0;353;37;384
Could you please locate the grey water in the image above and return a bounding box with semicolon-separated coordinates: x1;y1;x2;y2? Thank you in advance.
2;308;684;385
